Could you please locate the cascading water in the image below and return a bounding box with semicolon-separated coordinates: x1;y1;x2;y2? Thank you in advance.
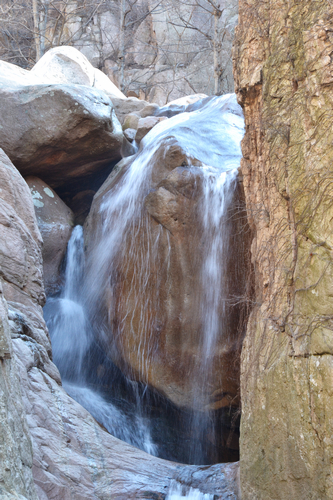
44;226;89;381
45;93;245;467
44;226;157;455
188;167;238;463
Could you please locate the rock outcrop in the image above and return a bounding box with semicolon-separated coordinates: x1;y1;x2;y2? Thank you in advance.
0;149;46;325
0;278;38;500
26;177;74;296
234;1;333;498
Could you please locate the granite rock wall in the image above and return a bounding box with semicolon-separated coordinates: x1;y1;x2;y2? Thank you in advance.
233;1;333;498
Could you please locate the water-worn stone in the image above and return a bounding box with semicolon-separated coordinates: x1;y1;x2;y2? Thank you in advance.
0;150;49;499
25;177;74;296
124;128;137;143
0;150;45;308
123;112;140;131
0;74;123;190
13;332;240;499
0;105;240;499
111;96;148;125
139;103;160;118
234;1;333;498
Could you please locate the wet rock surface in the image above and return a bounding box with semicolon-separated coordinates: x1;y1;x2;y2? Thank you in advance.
13;332;240;500
83;95;250;467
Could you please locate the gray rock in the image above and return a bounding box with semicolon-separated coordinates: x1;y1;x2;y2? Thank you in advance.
0;279;38;500
0;150;45;307
123;128;137;142
13;332;239;500
25;177;74;296
111;96;148;125
135;116;164;142
30;46;126;99
0;79;123;189
122;112;140;131
139;102;160;118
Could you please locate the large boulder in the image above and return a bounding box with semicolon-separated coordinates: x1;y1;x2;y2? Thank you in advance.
25;177;74;296
0;75;123;189
85;150;248;412
84;95;250;414
0;60;40;86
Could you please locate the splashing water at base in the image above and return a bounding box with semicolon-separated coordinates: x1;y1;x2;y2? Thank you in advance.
166;481;214;500
64;382;156;454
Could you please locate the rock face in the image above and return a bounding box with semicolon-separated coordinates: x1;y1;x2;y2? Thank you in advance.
25;177;74;296
0;149;46;499
14;339;240;499
0;279;38;500
0;71;123;190
0;149;46;317
234;1;333;498
60;0;238;103
1;0;238;104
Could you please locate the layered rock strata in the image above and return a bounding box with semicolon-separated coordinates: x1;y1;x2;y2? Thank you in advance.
234;1;333;498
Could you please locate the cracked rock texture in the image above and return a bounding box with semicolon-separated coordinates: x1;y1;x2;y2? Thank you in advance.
234;1;333;499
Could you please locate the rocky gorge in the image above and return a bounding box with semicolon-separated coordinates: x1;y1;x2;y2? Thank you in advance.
1;0;333;499
0;45;244;498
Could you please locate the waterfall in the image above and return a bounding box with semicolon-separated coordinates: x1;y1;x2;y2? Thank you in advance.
188;167;238;463
44;227;157;455
44;226;89;380
45;93;245;464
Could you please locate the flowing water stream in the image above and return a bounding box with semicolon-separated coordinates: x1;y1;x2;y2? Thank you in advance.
44;93;244;470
